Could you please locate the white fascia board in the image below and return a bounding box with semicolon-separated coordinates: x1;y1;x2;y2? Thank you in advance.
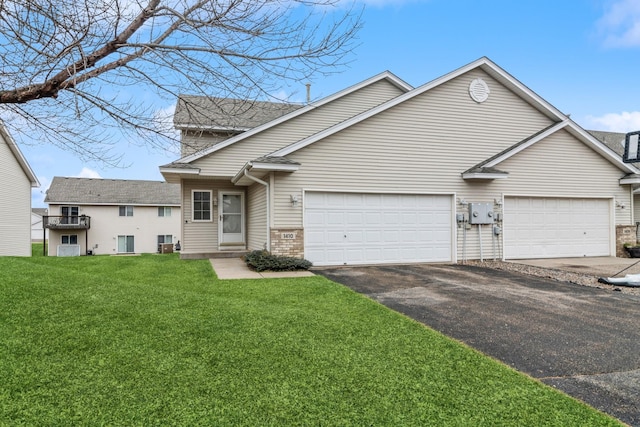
462;173;509;180
249;163;299;172
158;166;201;175
620;175;640;185
477;58;565;121
273;57;568;158
177;71;414;164
483;120;570;168
231;161;299;184
0;122;40;187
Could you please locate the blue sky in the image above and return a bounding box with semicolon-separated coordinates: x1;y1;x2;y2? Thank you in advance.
22;0;640;207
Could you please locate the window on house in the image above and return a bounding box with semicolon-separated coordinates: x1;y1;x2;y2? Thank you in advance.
61;235;78;245
192;190;212;221
157;235;173;244
117;235;135;253
158;207;172;217
119;205;134;217
61;206;79;224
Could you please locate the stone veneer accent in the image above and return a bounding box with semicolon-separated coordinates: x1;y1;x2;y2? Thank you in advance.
616;224;637;258
270;228;305;258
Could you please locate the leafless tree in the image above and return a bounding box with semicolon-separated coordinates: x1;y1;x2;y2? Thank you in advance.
0;0;361;164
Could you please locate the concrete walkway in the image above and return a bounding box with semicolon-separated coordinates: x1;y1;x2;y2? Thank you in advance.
210;257;315;279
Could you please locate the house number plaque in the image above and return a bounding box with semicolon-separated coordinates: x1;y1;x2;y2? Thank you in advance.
281;232;296;240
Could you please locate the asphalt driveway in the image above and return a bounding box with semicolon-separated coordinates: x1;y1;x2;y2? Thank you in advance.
315;263;640;426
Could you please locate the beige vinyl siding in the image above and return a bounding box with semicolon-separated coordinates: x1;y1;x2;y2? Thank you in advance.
495;130;630;223
0;136;32;256
192;79;407;176
181;179;241;254
268;69;630;260
274;69;555;226
181;131;232;157
634;194;640;235
247;182;267;250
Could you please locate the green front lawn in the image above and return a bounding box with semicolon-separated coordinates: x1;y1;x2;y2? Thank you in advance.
0;251;621;426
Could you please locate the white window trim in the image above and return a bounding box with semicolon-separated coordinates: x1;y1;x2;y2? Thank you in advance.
192;189;213;222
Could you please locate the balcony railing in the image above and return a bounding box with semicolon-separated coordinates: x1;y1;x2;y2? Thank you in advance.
44;215;91;230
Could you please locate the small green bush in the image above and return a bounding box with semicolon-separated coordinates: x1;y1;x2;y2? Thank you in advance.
244;250;312;272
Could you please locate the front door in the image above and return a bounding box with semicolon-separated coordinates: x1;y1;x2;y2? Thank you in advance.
219;191;244;246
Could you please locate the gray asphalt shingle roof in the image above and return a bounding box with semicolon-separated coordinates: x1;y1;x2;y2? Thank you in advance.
44;177;181;205
174;95;303;130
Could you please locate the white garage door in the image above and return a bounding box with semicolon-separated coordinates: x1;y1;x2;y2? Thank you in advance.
304;192;452;266
504;197;612;259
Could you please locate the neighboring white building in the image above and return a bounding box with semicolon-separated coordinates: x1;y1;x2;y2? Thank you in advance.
0;122;40;256
44;177;181;256
32;208;49;242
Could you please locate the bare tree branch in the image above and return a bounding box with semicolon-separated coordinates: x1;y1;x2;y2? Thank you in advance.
0;0;361;164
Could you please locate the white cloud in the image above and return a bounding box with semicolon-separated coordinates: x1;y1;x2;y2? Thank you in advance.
153;103;179;139
584;111;640;132
596;0;640;47
75;167;102;178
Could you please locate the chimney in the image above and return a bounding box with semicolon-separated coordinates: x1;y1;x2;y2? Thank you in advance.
306;83;311;103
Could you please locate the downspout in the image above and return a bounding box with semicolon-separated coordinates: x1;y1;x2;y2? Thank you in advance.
243;168;270;251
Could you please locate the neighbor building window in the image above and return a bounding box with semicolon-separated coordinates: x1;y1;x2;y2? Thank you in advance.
61;235;78;245
192;190;212;221
117;235;134;253
119;205;134;217
157;235;173;244
61;206;79;224
158;206;172;217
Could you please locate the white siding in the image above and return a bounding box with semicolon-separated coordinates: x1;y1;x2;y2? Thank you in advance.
47;204;181;256
192;79;407;177
31;212;49;242
267;69;631;261
0;135;32;256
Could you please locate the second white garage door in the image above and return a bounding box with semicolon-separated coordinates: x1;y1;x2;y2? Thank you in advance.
504;197;612;259
304;192;452;266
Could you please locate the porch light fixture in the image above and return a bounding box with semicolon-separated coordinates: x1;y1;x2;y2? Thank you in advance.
290;195;299;207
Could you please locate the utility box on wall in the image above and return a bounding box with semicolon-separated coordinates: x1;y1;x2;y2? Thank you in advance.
469;203;494;224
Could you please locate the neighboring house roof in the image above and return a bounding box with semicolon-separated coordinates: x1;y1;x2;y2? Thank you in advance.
44;177;181;206
588;130;640;186
161;71;413;169
32;208;48;217
588;130;628;158
0;121;40;187
173;95;304;131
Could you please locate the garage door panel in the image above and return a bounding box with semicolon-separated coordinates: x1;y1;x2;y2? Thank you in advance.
305;192;452;266
505;197;611;259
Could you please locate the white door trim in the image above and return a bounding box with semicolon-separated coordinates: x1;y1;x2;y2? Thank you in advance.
218;190;245;249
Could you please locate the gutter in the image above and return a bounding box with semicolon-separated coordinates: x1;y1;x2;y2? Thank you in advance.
242;168;270;251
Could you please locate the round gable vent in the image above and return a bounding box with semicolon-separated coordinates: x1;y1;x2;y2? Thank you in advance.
469;78;490;103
